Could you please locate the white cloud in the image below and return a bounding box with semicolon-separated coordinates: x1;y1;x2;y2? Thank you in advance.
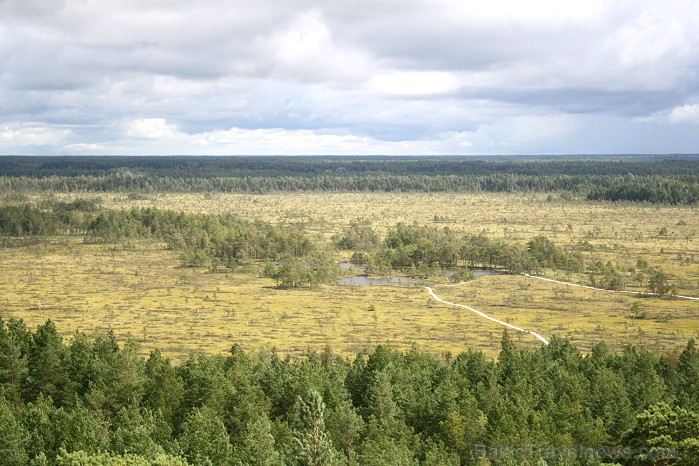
0;123;71;146
505;115;577;145
64;143;107;152
73;118;480;155
124;118;181;139
640;103;699;125
266;11;372;84
94;114;576;155
441;0;609;25
273;12;332;66
668;104;699;124
461;114;577;152
368;71;459;95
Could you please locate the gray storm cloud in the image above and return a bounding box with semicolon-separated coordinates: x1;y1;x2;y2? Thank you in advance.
1;0;698;155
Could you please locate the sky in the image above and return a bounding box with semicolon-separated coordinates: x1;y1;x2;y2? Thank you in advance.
1;0;699;156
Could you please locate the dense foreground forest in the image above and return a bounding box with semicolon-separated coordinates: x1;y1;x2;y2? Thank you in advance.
1;318;698;466
1;156;698;203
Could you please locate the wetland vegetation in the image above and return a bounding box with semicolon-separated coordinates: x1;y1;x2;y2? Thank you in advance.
0;155;697;465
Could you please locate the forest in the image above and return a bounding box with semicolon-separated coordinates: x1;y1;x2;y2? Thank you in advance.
0;156;698;203
1;317;698;466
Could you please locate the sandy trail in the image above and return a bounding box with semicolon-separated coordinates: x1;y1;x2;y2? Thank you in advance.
425;270;698;348
522;273;699;301
426;286;550;345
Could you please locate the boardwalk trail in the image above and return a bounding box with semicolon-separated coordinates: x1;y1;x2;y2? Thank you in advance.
523;273;699;301
426;287;550;345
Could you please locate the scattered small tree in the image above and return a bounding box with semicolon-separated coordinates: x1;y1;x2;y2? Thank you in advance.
647;268;674;296
629;302;646;319
450;268;475;283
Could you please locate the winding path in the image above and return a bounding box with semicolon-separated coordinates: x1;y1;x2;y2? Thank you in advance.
522;273;699;301
426;287;550;345
425;271;698;348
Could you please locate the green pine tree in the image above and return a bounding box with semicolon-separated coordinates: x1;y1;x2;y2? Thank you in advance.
292;389;341;466
234;416;284;466
179;406;232;466
0;398;30;465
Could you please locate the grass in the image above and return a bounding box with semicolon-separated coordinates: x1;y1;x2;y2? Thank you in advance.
46;191;698;290
431;275;698;354
0;238;460;360
3;191;697;360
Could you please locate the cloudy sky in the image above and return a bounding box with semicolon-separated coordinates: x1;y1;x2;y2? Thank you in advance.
1;0;698;155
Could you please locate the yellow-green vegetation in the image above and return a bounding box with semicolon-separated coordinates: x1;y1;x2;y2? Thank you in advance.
3;191;698;360
52;191;699;289
0;238;459;360
431;275;698;353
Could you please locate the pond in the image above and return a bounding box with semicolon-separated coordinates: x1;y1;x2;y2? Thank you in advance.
338;276;427;286
337;267;507;286
448;268;507;278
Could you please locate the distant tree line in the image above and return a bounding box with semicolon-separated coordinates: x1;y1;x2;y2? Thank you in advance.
336;221;680;295
2;156;698;178
587;180;699;205
1;318;698;465
0;156;698;202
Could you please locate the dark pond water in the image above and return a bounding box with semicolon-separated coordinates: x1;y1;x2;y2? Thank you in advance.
461;268;507;278
338;276;427;286
337;266;506;286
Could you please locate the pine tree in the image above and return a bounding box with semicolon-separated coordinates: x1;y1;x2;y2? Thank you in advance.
356;419;418;466
676;339;699;409
26;320;68;403
234;416;284;466
0;398;30;465
623;402;699;465
110;404;167;458
55;402;110;455
22;395;59;463
179;407;232;465
325;399;364;461
292;389;340;466
0;318;28;403
421;439;459;466
367;370;398;424
143;349;185;427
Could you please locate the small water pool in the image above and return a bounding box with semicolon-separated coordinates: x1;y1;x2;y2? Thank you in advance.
337;268;506;286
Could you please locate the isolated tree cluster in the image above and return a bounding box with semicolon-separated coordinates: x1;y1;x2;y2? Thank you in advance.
353;223;583;276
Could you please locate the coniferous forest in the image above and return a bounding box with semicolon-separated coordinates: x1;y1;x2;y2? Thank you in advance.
1;317;698;466
0;156;698;203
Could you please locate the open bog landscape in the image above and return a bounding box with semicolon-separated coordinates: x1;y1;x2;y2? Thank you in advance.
2;158;698;360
